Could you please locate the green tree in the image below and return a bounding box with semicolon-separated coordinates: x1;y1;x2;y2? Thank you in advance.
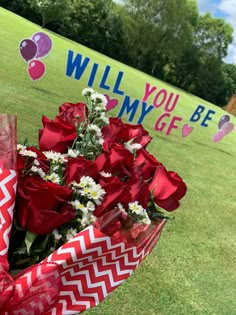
29;0;71;28
220;63;236;106
194;13;233;59
58;0;125;58
120;0;198;75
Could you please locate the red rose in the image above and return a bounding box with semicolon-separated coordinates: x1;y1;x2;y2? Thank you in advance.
95;176;131;217
134;148;163;180
59;102;88;126
126;177;150;208
39;115;76;153
65;157;98;184
102;118;151;150
16;176;74;235
149;166;187;211
122;121;152;148
95;143;134;178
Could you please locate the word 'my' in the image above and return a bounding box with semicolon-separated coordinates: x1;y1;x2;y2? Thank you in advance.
118;83;182;135
66;50;125;95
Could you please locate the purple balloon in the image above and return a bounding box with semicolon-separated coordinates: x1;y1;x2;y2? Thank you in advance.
32;32;52;58
218;114;230;129
19;39;37;62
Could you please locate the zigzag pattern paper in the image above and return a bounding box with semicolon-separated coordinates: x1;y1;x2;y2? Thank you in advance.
41;224;165;315
0;168;17;269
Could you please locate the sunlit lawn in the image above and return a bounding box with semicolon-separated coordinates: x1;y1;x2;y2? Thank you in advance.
1;7;236;315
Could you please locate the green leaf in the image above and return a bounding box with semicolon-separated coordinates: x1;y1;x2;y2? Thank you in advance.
25;231;37;254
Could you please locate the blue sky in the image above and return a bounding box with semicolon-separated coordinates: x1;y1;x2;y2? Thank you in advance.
196;0;236;63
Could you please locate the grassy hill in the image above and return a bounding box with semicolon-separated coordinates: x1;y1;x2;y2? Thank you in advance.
1;7;236;315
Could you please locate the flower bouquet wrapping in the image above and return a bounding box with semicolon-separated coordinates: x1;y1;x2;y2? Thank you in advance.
0;89;187;314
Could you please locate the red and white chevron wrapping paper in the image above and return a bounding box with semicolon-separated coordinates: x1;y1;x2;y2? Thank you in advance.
0;168;17;270
42;221;166;315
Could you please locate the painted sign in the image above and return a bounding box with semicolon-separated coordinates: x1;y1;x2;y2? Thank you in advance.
65;50;235;142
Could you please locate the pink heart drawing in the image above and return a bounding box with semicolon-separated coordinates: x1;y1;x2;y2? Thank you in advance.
104;94;118;111
182;124;193;138
213;130;225;143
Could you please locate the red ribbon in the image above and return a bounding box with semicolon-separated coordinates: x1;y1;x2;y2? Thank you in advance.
0;262;62;314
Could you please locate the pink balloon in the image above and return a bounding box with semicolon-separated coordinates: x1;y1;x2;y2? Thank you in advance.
28;60;46;81
221;122;235;135
32;32;52;58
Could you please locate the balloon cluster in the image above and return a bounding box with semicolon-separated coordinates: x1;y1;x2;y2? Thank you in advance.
213;114;235;142
19;32;52;81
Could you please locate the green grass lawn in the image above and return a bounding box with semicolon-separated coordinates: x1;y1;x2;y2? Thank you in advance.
1;7;236;315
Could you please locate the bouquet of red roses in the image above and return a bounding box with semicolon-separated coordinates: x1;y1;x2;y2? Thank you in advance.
0;88;187;314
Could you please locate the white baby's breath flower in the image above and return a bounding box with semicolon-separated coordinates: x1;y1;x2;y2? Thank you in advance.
96;138;104;146
87;124;102;137
52;229;62;241
44;172;61;184
19;149;37;158
66;228;78;241
86;201;95;212
81;213;96;228
82;87;95;96
91;92;107;108
124;142;142;153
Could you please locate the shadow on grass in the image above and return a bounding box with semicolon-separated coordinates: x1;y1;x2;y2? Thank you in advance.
32;86;59;97
191;139;233;156
154;134;192;147
155;134;233;156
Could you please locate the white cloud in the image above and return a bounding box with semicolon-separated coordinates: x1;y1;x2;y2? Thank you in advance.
196;0;218;14
219;0;236;63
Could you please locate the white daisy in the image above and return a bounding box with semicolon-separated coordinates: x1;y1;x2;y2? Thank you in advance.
17;144;26;151
43;151;67;164
79;176;95;188
91;92;107;108
19;149;37;158
44;172;61;184
67;148;80;158
82;87;95;96
129;201;144;215
88;184;106;204
124;141;142;153
99;171;112;177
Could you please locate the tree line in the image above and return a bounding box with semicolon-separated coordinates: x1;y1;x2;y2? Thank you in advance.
1;0;236;107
